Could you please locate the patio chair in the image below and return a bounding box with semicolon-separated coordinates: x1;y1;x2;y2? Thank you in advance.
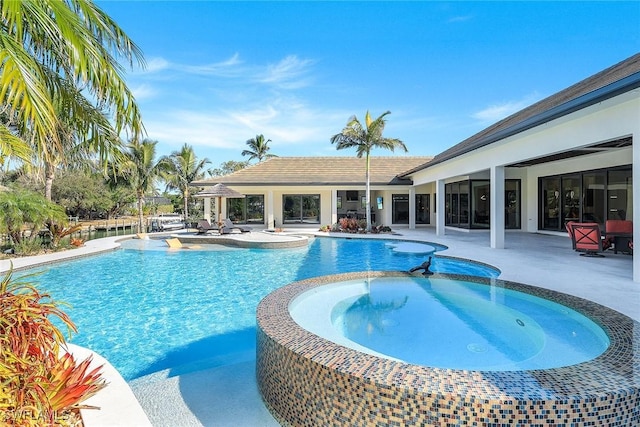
224;218;251;233
565;221;577;250
571;223;609;257
196;220;219;234
605;219;633;254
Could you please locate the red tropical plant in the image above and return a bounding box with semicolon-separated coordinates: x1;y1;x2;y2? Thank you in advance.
46;222;84;248
69;238;85;248
338;217;360;232
0;268;107;425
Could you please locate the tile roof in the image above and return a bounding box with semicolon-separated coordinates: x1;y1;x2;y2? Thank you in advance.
193;157;432;186
402;53;640;176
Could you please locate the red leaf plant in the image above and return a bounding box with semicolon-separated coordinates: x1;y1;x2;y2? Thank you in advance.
0;268;107;426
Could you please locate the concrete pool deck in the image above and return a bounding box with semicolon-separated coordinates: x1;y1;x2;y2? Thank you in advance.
1;228;637;426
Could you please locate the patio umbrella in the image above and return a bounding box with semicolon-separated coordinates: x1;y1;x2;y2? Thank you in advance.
194;183;245;223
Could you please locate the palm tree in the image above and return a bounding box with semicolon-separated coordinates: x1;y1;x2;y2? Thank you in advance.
330;111;407;231
207;160;249;177
0;187;67;245
161;144;210;220
117;139;166;233
40;83;121;202
0;0;144;167
241;134;277;163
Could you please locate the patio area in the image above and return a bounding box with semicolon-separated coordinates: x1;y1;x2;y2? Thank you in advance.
130;227;638;426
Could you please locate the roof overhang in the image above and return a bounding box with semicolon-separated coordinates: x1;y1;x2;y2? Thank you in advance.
506;136;632;168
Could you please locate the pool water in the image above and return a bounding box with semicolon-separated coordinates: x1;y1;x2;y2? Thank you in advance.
331;277;609;370
20;237;498;381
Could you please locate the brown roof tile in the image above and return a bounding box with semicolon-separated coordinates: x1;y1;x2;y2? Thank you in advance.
193;157;432;186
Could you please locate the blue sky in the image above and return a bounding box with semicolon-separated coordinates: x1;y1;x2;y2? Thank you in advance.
99;1;639;167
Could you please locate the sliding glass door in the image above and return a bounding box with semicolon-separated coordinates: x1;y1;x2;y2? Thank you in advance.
539;166;631;230
283;195;321;224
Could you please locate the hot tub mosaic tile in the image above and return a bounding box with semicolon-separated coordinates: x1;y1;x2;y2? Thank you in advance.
256;271;640;426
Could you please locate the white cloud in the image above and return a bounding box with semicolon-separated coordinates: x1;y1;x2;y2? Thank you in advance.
177;53;244;77
131;84;157;101
141;99;347;156
136;54;244;78
144;57;170;73
133;54;316;96
448;15;472;23
472;93;542;123
258;55;315;89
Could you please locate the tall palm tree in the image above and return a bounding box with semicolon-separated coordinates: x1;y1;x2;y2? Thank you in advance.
241;134;277;163
161;144;210;220
330;111;407;231
117;139;166;233
0;0;144;165
40;82;121;202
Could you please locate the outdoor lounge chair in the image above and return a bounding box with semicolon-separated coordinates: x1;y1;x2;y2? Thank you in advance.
565;221;577;250
605;219;633;254
224;218;251;233
196;220;219;234
570;222;609;257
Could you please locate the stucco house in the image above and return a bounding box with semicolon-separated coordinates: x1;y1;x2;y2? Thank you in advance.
194;53;639;281
194;156;432;228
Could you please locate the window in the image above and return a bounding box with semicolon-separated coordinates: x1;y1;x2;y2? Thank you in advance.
608;169;633;220
415;194;430;224
562;175;581;224
227;195;264;224
505;180;521;229
538;166;631;230
283;195;320;224
459;182;469;224
446;179;521;229
541;177;561;230
583;172;605;223
470;181;490;228
346;191;359;202
392;194;409;224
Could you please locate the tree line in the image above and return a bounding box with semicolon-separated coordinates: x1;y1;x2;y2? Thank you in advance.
0;0;405;250
0;134;277;242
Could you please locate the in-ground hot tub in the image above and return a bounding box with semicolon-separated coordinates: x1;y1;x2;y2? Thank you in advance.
256;271;640;426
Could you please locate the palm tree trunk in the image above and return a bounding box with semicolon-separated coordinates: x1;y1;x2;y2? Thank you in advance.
44;161;55;202
365;152;372;232
183;188;189;221
137;191;145;233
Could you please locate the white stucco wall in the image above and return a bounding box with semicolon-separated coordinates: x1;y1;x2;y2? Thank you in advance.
406;88;639;280
202;185;414;228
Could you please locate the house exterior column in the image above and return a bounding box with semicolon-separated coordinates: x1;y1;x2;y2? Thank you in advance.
267;190;275;229
220;198;227;223
490;165;505;249
409;187;416;229
331;189;338;225
436;179;445;236
633;131;639;283
203;198;211;222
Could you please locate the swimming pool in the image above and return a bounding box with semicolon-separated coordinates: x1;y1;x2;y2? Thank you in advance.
291;276;609;370
21;236;498;381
